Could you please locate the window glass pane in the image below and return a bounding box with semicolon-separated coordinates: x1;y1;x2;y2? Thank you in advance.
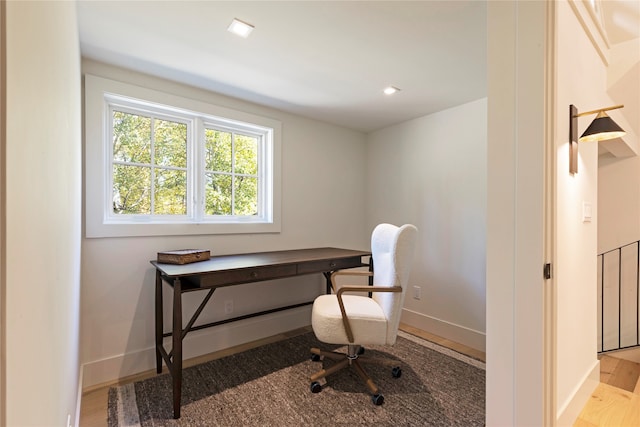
155;119;187;168
234;134;258;175
205;129;232;172
205;173;232;215
234;176;258;216
154;169;187;215
113;111;151;164
113;164;151;214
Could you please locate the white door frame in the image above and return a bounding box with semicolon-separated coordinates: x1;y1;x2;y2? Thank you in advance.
486;1;555;425
0;1;6;424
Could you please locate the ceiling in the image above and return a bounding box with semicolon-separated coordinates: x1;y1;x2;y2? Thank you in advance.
77;1;638;134
601;0;640;44
77;1;487;133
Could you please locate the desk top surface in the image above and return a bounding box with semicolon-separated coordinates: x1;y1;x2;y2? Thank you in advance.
151;247;370;277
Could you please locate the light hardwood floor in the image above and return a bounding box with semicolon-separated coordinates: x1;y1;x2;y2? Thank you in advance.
79;323;639;427
573;355;640;427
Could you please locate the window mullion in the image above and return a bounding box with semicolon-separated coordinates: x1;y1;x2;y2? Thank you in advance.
231;132;236;216
150;116;155;215
193;118;204;222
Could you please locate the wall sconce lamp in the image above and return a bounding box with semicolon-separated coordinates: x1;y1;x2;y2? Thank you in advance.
569;104;625;174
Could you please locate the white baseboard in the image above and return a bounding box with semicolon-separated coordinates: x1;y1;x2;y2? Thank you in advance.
556;360;600;427
400;308;486;352
81;306;312;389
73;367;83;427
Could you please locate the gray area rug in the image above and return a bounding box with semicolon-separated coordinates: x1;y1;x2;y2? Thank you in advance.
108;331;485;426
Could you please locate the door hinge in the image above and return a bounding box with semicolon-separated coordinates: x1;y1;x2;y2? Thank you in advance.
543;263;552;280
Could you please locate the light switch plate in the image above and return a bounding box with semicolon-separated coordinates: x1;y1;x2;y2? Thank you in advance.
582;201;592;223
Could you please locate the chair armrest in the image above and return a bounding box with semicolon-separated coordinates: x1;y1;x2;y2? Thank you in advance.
336;286;402;343
329;270;373;293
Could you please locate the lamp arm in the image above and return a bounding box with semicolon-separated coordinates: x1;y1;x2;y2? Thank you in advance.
575;104;624;118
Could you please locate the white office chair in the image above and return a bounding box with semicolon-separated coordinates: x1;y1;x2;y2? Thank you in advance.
309;223;418;405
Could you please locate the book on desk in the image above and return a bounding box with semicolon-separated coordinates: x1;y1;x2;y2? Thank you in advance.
157;249;211;265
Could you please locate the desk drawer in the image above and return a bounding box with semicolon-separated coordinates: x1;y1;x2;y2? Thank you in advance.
197;264;298;287
297;256;363;275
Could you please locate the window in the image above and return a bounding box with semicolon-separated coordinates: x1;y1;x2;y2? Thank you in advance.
85;75;281;238
110;108;190;217
105;97;270;223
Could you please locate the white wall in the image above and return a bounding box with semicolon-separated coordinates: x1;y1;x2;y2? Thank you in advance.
80;60;369;387
5;2;82;426
597;4;640;256
366;98;487;351
555;0;611;424
598;31;640;254
598;156;640;253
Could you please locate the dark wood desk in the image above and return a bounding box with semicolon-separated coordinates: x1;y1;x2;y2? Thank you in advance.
151;247;371;419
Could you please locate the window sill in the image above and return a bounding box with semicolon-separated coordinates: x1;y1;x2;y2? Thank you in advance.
85;220;281;238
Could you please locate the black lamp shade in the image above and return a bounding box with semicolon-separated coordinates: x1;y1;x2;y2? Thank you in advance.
579;111;626;142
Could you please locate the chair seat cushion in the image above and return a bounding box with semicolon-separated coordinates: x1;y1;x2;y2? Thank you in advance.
312;294;388;345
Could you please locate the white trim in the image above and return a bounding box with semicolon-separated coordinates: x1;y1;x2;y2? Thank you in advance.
544;2;557;425
81;306;311;389
398;330;485;370
556;360;600;426
84;74;282;238
567;0;610;66
487;2;548;425
400;308;486;352
584;0;608;47
0;2;5;425
73;367;83;427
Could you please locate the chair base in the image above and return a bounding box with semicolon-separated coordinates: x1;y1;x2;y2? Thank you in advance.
309;345;401;404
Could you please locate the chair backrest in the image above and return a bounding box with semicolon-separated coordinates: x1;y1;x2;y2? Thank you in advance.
371;223;418;344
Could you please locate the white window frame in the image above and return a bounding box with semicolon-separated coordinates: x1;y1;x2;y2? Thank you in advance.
107;100;194;223
85;74;281;238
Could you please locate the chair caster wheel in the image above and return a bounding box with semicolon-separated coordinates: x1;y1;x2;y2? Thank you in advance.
310;353;321;362
392;366;402;378
310;381;322;393
358;346;365;355
372;393;384;405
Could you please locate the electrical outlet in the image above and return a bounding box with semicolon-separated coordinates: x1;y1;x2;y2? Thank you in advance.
412;286;421;300
224;300;233;314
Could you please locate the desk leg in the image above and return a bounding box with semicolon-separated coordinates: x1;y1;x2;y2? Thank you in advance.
155;270;163;374
323;272;332;294
172;278;182;419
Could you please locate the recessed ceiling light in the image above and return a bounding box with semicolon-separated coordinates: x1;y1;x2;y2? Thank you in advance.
228;18;254;38
383;86;401;95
